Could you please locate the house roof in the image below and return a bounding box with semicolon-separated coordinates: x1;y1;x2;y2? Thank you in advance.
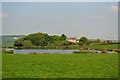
67;38;76;40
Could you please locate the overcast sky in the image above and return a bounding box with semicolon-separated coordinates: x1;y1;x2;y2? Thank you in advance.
1;2;118;40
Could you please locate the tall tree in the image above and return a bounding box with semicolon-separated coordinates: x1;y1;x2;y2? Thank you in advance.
23;32;49;46
60;34;66;41
79;37;88;46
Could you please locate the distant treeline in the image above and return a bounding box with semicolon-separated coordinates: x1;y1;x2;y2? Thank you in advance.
14;32;72;49
1;35;25;37
13;32;115;49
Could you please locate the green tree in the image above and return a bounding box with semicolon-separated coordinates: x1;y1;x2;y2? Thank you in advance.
14;32;70;49
60;34;66;41
24;32;49;46
79;37;88;46
51;35;61;46
14;38;24;47
95;38;100;45
97;38;100;43
22;40;33;49
79;37;88;43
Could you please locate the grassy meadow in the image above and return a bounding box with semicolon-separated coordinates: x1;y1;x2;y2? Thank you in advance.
2;52;118;78
86;44;118;49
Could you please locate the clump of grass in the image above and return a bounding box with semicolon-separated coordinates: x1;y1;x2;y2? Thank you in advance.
73;51;87;54
43;52;50;54
30;52;37;54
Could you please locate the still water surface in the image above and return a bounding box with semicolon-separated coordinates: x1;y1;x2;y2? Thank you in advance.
14;49;79;54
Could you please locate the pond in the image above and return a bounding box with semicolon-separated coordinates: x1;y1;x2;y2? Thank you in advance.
13;49;79;54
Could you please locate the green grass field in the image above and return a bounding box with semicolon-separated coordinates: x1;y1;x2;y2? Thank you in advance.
86;44;118;49
2;53;118;78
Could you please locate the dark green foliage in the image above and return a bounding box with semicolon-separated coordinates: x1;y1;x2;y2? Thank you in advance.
14;32;67;48
24;32;49;46
22;40;33;49
60;34;66;41
13;32;118;50
79;37;88;46
97;38;100;43
14;38;24;47
50;35;61;45
79;37;88;43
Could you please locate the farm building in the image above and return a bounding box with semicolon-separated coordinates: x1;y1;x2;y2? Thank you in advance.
66;37;79;43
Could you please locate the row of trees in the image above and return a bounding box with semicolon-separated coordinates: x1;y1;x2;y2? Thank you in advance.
15;32;109;49
14;32;73;49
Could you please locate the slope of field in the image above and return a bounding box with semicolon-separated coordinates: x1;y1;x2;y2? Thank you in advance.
2;37;15;47
2;53;118;78
1;35;25;47
86;44;118;49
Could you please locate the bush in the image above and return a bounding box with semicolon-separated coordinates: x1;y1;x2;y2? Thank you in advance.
73;51;87;54
22;40;33;49
30;52;37;54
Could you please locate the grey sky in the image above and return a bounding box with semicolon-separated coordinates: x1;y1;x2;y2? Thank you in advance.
2;2;118;40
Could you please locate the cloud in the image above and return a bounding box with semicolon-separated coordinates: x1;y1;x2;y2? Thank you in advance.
110;5;118;12
0;13;8;18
